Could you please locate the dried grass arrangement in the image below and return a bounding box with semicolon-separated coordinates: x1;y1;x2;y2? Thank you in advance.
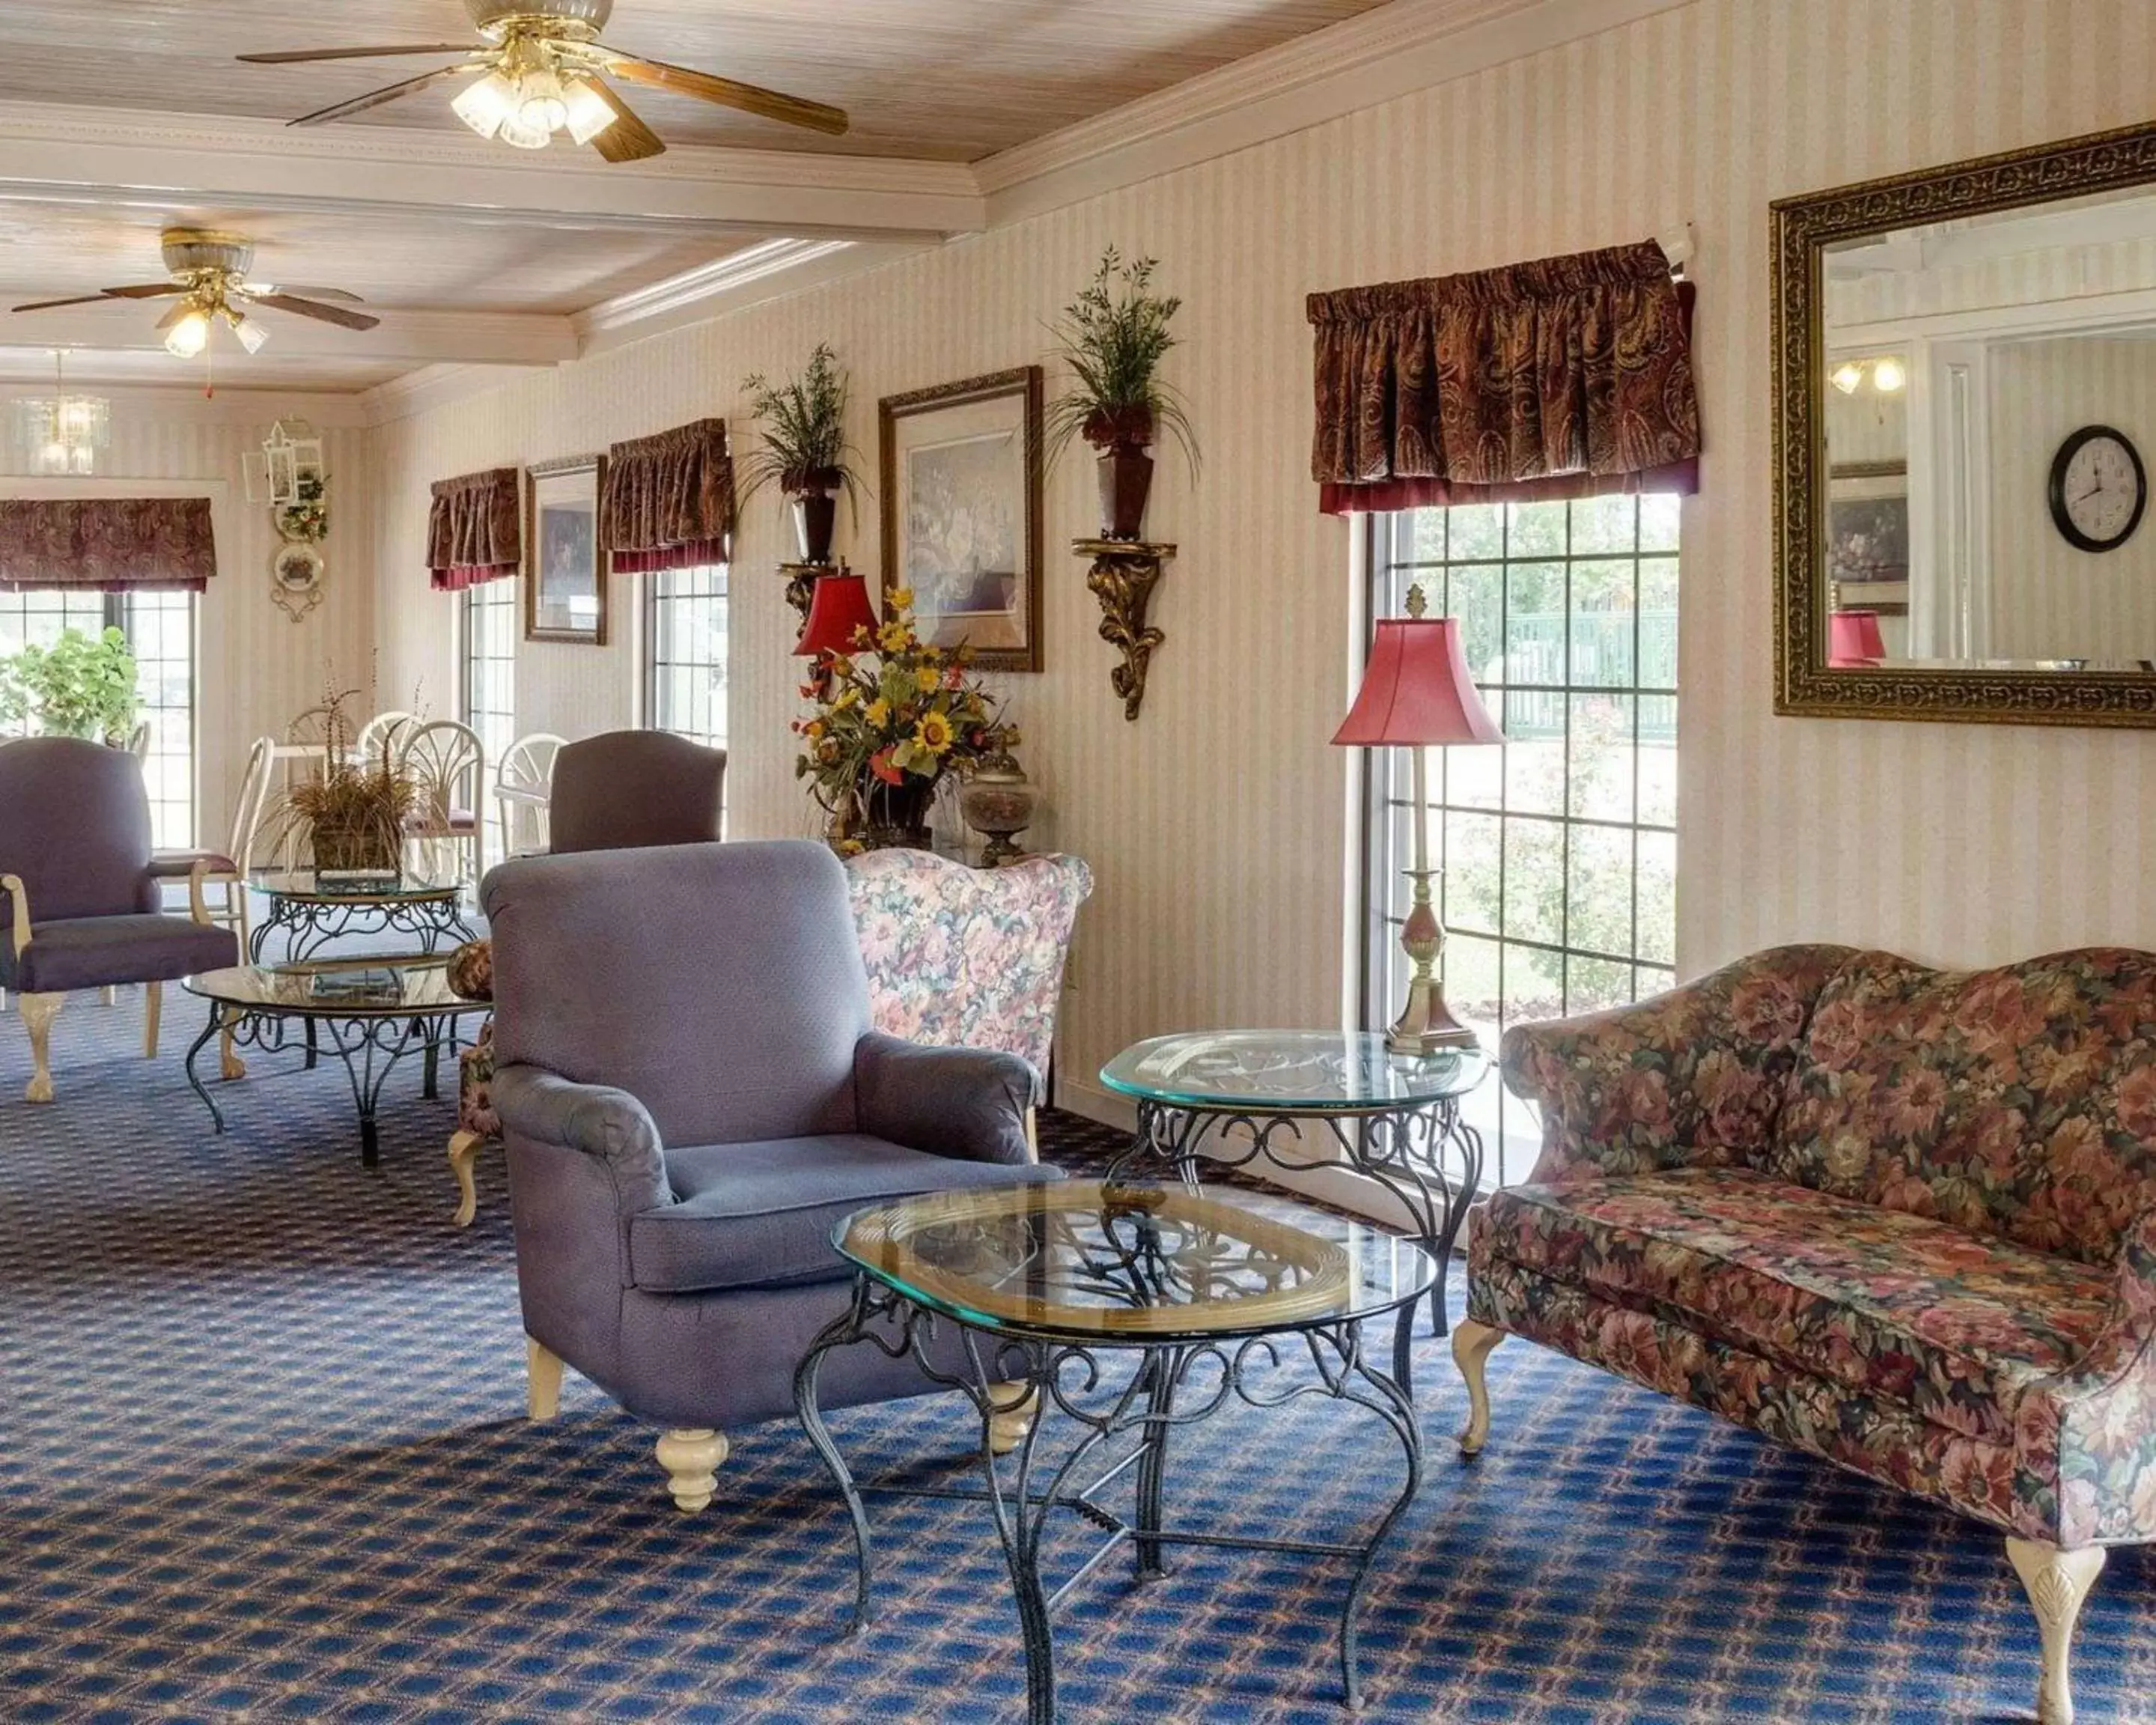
275;685;418;876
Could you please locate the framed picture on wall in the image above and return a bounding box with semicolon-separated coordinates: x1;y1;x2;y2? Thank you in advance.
526;454;609;645
1827;460;1910;615
878;367;1044;672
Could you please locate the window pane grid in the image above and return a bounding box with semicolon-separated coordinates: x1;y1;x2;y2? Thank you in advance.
644;563;729;831
461;579;518;868
1364;499;1678;1167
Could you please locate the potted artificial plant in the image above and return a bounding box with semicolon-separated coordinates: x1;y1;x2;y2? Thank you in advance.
1047;248;1197;541
0;626;141;745
280;687;418;877
740;343;862;565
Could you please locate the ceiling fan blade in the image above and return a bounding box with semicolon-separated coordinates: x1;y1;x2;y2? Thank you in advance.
248;293;381;332
289;62;480;127
153;302;195;332
240;283;365;303
12;287;177;311
238;44;472;64
599;52;849;136
585;79;666;163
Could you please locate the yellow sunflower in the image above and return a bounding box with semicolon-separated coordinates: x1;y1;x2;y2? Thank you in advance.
877;621;911;653
914;665;942;693
865;697;892;728
915;711;954;753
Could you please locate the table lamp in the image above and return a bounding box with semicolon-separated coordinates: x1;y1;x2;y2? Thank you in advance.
795;571;880;658
1333;584;1504;1054
1827;609;1886;668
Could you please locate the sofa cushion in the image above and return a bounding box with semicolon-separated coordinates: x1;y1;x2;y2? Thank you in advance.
1770;948;2156;1265
1477;1167;2114;1445
629;1133;1064;1294
5;914;238;993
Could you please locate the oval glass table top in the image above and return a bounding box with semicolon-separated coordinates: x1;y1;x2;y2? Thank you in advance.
183;957;487;1017
837;1178;1437;1343
253;870;464;905
1098;1029;1489;1113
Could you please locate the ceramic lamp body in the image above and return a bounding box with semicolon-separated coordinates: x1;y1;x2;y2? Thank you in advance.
960;758;1038;865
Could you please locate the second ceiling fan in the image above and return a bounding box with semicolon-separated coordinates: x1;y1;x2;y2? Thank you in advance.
240;0;850;163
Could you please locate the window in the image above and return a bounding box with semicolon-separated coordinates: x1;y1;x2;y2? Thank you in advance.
0;587;196;848
1363;495;1679;1169
644;563;729;809
460;578;518;865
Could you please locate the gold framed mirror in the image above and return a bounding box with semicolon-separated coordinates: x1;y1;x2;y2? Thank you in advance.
1773;121;2156;725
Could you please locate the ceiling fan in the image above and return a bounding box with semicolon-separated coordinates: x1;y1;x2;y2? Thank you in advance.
237;0;850;162
10;229;379;359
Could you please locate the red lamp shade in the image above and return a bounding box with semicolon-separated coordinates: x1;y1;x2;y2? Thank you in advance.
1828;609;1887;667
795;572;880;657
1333;615;1504;747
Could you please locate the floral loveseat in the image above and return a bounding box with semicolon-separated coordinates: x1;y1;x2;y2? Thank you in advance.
1453;945;2156;1725
447;848;1092;1225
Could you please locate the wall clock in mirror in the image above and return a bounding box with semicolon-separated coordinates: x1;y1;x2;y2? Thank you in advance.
2048;424;2146;553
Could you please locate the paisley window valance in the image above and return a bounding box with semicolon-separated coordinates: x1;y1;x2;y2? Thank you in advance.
1307;239;1700;514
603;418;734;574
0;496;218;592
426;466;521;592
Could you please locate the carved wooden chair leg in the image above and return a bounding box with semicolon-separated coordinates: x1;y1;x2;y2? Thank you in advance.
2007;1537;2106;1725
656;1429;729;1512
143;980;162;1059
526;1336;564;1423
1451;1319;1505;1456
987;1382;1039;1455
218;1006;246;1081
19;991;61;1103
101;984;117;1006
447;1128;487;1227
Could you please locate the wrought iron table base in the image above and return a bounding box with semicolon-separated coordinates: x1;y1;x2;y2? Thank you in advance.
1109;1098;1484;1391
183;1002;458;1166
795;1275;1424;1724
249;894;476;965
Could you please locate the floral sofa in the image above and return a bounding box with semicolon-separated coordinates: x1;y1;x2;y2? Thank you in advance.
447;848;1092;1226
1453;945;2156;1725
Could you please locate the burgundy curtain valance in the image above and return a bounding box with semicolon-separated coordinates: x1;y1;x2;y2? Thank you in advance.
1307;239;1701;514
603;418;734;574
0;497;217;592
427;466;521;592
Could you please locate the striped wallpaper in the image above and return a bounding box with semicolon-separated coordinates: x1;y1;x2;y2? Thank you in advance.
2;407;376;851
371;0;2156;1121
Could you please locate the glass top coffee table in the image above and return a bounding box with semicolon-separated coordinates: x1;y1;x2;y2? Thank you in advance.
1099;1030;1490;1387
794;1179;1431;1724
249;870;477;964
181;957;490;1165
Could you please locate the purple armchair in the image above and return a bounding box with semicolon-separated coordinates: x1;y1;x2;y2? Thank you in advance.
1;736;237;1100
487;840;1062;1511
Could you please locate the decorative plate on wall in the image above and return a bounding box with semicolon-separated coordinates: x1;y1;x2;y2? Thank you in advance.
271;541;324;621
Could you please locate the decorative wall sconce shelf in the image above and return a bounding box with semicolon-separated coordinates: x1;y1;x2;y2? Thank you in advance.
1075;538;1175;721
781;560;838;626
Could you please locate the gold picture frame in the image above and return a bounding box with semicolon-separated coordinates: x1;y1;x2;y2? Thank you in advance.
525;453;609;646
878;367;1044;673
1772;118;2156;726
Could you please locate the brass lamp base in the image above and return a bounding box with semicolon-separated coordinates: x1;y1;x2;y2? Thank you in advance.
1388;866;1480;1056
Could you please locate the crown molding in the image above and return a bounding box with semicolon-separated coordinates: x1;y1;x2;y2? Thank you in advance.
978;0;1695;225
359;363;543;427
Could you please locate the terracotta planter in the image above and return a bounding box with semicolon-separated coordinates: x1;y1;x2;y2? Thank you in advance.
788;473;841;565
1096;446;1154;541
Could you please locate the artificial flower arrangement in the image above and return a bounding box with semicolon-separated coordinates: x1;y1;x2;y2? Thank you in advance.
792;585;1012;851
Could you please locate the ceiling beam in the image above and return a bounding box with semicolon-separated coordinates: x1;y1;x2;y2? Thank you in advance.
0;102;983;244
1;298;573;366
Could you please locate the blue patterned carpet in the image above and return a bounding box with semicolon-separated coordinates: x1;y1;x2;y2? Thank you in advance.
1;990;2152;1724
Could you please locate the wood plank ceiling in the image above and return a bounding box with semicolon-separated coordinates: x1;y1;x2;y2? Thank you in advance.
0;0;1394;159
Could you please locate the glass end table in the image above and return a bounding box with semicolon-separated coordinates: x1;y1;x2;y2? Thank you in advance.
249;869;477;964
181;957;491;1165
795;1178;1432;1724
1098;1029;1491;1381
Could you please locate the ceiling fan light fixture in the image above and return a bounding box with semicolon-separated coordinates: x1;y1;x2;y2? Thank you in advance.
451;69;519;139
496;109;554;149
163;306;210;359
515;67;570;133
564;78;618;144
229;311;270;355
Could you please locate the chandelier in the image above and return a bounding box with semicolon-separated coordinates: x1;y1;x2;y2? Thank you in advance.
10;353;111;475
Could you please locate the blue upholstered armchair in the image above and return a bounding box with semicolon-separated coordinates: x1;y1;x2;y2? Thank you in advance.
484;839;1062;1510
1;736;237;1101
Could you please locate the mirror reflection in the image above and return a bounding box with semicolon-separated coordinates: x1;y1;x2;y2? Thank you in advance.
1821;184;2156;672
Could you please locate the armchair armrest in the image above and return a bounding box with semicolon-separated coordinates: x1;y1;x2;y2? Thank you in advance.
1;873;28;963
853;1029;1038;1166
492;1062;672;1214
2046;1207;2156;1398
186;857;215;927
1503;943;1853;1186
